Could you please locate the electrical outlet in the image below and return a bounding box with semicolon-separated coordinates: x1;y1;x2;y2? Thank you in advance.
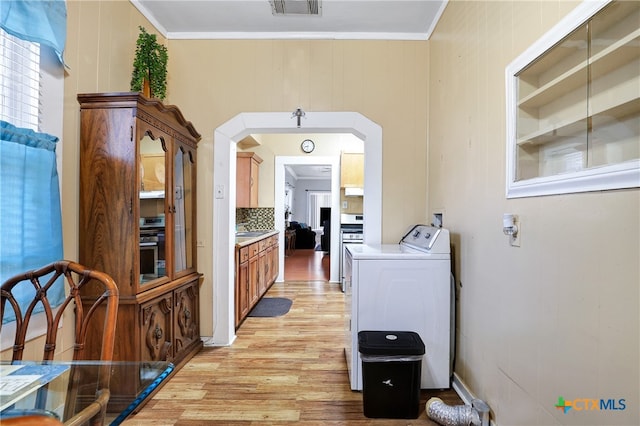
215;185;224;199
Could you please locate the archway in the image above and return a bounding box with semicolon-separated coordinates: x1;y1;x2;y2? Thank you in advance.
211;112;382;345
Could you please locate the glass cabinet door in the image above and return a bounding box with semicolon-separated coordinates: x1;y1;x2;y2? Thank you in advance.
139;132;168;285
173;143;195;276
506;0;639;198
515;24;589;180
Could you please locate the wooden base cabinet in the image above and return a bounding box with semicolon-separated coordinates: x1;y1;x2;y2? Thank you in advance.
77;92;202;413
235;233;279;328
236;247;251;323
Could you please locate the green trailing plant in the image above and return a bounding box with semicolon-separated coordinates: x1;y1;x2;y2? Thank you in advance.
130;26;168;100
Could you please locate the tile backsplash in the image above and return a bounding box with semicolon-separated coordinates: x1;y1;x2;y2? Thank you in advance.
236;208;275;231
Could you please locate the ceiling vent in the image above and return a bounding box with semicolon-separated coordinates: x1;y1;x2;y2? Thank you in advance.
270;0;321;16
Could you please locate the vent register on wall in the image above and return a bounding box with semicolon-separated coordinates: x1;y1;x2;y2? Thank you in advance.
77;93;203;410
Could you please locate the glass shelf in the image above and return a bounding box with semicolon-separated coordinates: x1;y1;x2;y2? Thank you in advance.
506;0;640;198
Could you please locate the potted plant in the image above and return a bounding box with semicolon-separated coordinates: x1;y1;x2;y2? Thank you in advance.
130;26;168;100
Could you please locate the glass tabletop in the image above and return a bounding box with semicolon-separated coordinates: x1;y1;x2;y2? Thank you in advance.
0;360;174;425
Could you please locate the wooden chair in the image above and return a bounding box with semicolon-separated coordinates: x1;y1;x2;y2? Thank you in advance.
0;260;119;425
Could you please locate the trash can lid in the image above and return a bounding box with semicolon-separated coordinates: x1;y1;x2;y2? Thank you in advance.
358;331;425;356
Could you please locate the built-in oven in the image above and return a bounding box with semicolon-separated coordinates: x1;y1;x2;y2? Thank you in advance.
339;214;363;292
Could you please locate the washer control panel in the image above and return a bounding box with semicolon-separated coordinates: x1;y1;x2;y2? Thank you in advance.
400;225;448;253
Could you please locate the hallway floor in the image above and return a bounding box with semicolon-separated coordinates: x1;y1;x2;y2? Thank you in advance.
126;279;462;424
123;247;463;424
284;249;331;282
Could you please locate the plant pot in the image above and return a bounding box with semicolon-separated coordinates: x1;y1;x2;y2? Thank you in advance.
142;77;151;98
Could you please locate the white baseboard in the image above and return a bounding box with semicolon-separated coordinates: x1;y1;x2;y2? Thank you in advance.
452;372;475;405
451;373;497;426
201;335;236;347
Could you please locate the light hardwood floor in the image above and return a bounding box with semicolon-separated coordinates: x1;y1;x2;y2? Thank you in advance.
284;248;331;282
124;250;462;425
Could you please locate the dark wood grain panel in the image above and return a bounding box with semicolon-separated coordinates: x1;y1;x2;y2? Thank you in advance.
79;107;136;296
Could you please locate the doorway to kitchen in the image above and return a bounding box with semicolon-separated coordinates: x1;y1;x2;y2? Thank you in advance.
211;111;382;346
276;156;340;281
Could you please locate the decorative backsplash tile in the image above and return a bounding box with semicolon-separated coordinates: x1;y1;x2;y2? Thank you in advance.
236;208;275;231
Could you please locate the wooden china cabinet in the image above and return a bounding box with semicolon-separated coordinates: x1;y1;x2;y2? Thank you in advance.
77;93;202;405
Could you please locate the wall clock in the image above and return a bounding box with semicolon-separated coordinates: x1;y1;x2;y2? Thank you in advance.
301;139;315;153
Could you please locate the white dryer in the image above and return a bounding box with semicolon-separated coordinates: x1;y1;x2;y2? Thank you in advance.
344;225;452;391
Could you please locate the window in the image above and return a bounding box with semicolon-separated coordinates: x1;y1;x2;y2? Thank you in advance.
505;0;639;198
307;191;331;229
0;28;41;130
0;26;64;349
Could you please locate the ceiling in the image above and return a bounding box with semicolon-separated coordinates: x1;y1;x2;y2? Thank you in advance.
286;164;332;180
131;0;447;40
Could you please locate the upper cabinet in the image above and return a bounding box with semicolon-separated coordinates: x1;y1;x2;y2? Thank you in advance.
237;152;262;207
506;0;639;198
341;152;364;188
78;92;201;296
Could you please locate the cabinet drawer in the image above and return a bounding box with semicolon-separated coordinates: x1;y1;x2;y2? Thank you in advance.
249;242;259;258
239;246;249;262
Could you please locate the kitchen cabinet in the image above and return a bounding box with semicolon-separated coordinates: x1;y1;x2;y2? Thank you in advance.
237;152;263;207
506;0;639;197
267;237;279;285
235;232;279;328
236;246;251;322
341;152;364;188
77;92;203;408
248;242;260;307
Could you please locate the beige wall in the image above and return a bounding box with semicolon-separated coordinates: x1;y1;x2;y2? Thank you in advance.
168;38;430;243
59;3;429;346
167;40;430;338
51;1;638;423
429;1;639;425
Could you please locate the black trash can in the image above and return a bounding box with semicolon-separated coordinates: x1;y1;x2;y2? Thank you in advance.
358;330;425;419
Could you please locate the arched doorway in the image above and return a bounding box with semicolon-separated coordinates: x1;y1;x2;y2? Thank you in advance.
211;111;382;345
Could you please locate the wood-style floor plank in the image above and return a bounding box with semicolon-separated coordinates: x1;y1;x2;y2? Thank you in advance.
124;251;462;425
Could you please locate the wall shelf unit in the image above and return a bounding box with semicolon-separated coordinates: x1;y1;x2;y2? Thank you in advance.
506;0;639;197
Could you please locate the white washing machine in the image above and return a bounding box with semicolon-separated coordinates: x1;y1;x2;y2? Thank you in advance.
344;225;452;391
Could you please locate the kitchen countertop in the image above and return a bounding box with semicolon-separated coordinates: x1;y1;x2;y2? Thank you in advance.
235;230;279;247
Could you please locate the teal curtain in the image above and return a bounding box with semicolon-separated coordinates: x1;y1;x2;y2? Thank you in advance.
0;120;64;323
0;0;67;64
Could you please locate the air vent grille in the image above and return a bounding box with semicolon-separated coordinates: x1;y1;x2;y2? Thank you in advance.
270;0;321;16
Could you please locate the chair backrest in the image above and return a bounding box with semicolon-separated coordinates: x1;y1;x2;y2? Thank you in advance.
0;260;119;362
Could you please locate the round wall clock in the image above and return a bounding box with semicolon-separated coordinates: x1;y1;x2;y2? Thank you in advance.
301;139;315;153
